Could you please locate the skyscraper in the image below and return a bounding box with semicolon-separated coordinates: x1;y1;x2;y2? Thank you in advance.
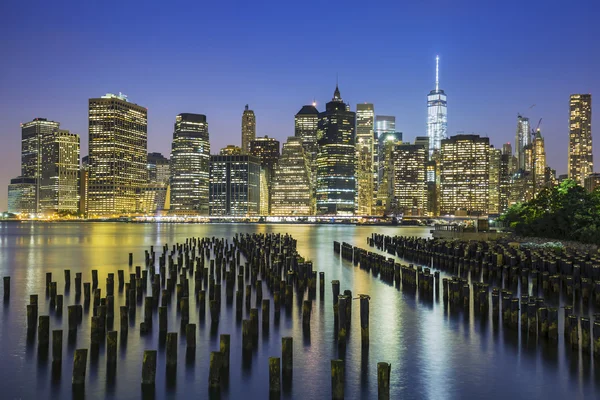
374;115;396;199
533;130;547;192
241;105;256;154
271;137;313;216
169;113;210;215
20;118;60;213
440;134;490;216
489;147;501;215
316;85;356;215
39;129;80;214
88;93;148;215
356;103;375;215
391;143;427;216
295;104;319;207
220;145;242;156
568;94;592;186
427;56;448;158
515;115;531;171
250;136;280;215
7;177;36;215
147;152;170;185
295;104;319;163
375;131;403;215
209;154;261;216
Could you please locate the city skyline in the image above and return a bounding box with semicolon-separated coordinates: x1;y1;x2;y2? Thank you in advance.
0;1;597;211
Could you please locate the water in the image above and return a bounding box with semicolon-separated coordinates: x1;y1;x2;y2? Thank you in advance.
0;222;598;399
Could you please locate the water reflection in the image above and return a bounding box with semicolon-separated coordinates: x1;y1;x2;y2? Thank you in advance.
0;222;598;399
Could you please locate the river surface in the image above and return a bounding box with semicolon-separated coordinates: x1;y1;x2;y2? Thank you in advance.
0;222;598;399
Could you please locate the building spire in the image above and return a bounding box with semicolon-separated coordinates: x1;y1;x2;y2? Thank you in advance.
435;55;439;92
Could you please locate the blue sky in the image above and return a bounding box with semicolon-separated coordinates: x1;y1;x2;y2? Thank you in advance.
0;0;597;210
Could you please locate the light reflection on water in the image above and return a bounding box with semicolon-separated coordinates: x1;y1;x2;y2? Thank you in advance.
0;222;597;399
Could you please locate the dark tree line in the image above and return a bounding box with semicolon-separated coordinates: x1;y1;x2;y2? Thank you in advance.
500;179;600;244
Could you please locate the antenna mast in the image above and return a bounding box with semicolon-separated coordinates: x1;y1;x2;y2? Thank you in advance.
435;55;440;91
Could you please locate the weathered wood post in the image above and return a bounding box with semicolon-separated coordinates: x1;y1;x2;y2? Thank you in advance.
282;336;293;380
338;295;348;343
581;317;591;354
360;294;370;346
186;323;196;348
302;300;311;327
38;315;50;346
593;321;600;358
3;276;9;298
75;273;82;295
141;350;157;387
378;362;391;400
52;329;63;364
262;299;270;331
220;334;230;377
158;306;167;333
331;359;345;400
83;283;91;301
332;280;340;314
269;357;281;395
166;332;178;369
242;320;253;351
92;270;98;288
568;315;579;350
72;349;88;387
548;308;558;342
107;331;117;366
319;272;325;298
208;351;224;391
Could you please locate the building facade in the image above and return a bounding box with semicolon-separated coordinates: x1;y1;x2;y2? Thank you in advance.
533;130;547;192
20;118;61;213
515;115;531;171
356;103;375;215
250;136;280;214
241;105;256;154
209;155;261;216
169;113;210;215
584;173;600;193
271;137;313;216
427;56;448;158
88;93;148;215
316;86;356;215
220;145;242;156
7;177;37;215
295;104;319;208
147;152;170;185
568;94;592;186
391;143;427;216
440;134;490;216
39;130;80;214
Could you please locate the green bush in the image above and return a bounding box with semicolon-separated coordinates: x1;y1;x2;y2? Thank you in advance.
499;179;600;245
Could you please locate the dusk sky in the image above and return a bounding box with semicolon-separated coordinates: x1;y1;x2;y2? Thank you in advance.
0;0;597;211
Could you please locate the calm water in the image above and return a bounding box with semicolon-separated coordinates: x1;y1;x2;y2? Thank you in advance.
0;222;598;400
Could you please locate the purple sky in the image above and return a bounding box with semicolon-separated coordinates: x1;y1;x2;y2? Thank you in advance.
0;0;597;211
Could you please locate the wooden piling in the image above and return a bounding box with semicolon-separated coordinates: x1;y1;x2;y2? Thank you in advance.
185;323;196;348
593;321;600;358
282;337;293;377
302;300;311;327
220;334;230;377
360;294;370;346
166;332;178;368
52;329;63;362
581;317;591;354
269;357;281;394
107;331;117;365
331;359;344;400
38;315;50;346
120;306;128;332
262;299;270;329
141;350;157;387
242;320;253;351
377;362;391;400
72;349;88;387
208;351;223;390
3;276;9;298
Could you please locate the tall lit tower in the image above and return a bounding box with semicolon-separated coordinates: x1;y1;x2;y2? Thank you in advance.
169;113;210;215
88;93;148;215
427;56;447;158
568;94;592;186
241;105;256;154
316;85;356;215
356;103;375;215
515;115;530;171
